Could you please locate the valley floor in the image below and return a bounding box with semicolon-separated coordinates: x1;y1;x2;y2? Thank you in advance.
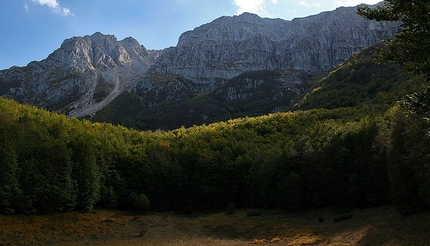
1;205;430;246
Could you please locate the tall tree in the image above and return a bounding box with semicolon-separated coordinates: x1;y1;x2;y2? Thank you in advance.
358;0;430;78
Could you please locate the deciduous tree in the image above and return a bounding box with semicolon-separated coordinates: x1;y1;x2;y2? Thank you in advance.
358;0;430;78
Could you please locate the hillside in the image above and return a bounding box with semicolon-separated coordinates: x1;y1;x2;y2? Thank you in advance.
293;44;422;111
0;14;428;215
0;33;159;118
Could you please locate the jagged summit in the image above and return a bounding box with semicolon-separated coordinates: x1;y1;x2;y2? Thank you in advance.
228;12;271;23
50;32;152;70
0;32;160;117
178;12;288;46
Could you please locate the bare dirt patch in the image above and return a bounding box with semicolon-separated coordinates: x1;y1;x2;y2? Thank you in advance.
1;205;430;245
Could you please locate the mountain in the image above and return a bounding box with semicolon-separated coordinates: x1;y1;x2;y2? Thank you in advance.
0;4;399;120
0;32;161;117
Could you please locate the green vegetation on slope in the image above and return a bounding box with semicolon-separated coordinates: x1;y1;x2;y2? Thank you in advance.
1;89;430;215
294;44;418;111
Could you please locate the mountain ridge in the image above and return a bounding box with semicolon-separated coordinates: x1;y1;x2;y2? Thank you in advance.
0;4;398;119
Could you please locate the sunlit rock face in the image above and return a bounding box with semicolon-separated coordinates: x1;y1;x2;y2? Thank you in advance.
0;32;161;117
144;5;398;95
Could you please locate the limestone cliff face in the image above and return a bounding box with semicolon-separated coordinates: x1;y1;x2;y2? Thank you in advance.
143;6;398;97
0;32;160;117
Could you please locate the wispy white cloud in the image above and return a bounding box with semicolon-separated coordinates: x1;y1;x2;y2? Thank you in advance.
233;0;266;15
33;0;58;9
62;7;71;16
333;0;380;7
299;1;321;8
23;3;30;13
271;0;279;4
30;0;73;16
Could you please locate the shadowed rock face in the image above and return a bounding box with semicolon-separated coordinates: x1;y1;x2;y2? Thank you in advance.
0;4;398;117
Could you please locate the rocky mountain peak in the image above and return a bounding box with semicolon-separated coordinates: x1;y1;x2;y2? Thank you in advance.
49;32;149;70
0;32;160;117
177;12;286;46
236;12;265;20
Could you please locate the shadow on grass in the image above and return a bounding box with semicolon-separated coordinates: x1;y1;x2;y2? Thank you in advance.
1;206;430;245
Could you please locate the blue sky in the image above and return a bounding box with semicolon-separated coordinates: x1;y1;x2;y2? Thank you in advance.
0;0;381;70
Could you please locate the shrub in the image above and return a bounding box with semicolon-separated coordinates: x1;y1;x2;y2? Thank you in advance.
134;194;150;212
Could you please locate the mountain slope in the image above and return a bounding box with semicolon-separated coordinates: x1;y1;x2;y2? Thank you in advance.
92;69;313;130
293;44;419;111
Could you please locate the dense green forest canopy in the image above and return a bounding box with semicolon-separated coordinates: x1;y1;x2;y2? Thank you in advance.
0;97;384;214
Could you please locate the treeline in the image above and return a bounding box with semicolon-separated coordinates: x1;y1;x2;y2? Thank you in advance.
1;96;429;215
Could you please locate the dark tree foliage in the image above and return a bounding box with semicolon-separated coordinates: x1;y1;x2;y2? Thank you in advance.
295;44;418;112
358;0;430;78
384;108;430;214
358;1;430;214
400;80;430;116
358;1;430;116
0;141;20;214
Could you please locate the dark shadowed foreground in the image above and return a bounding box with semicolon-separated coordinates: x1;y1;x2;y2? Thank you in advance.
1;205;430;245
